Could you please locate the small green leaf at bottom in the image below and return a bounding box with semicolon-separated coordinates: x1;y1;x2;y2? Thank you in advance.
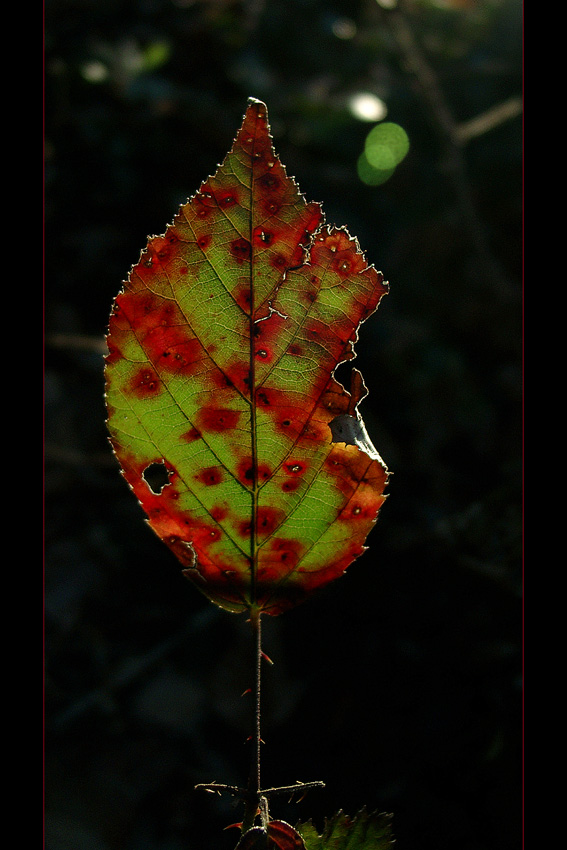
296;808;395;850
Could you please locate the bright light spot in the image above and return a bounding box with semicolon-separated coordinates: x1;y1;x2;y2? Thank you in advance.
364;122;409;170
349;93;388;123
81;61;109;83
332;17;357;39
376;0;398;9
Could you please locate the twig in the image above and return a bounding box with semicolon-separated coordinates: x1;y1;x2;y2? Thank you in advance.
380;0;519;301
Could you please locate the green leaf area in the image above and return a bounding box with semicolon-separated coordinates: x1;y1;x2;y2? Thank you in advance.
297;809;395;850
105;99;389;617
232;810;394;850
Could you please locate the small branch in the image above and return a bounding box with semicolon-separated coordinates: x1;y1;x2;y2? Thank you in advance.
195;780;326;801
380;0;518;300
453;96;523;145
45;333;108;355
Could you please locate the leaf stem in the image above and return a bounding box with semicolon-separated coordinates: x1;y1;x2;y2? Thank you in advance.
242;607;263;832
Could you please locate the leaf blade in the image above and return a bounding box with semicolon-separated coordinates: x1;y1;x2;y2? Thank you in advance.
105;99;389;616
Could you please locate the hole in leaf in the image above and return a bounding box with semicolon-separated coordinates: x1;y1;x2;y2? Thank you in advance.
143;461;170;494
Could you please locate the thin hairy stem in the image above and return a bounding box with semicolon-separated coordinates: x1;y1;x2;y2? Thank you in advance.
242;609;263;831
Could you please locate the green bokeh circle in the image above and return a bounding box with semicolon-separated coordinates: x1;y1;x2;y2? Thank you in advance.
364;122;409;170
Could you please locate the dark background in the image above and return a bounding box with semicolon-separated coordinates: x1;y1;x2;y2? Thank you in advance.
44;1;523;849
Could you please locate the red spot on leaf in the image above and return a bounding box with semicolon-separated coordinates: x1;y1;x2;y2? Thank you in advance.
262;198;281;216
255;347;272;361
196;407;242;432
236;458;272;487
252;226;276;247
145;327;203;376
197;234;212;250
182;426;201;442
130;367;161;398
224;361;252;395
210;505;228;523
196;466;224;486
284;460;307;475
192;187;216;218
258;172;281;193
230;238;252;264
255;506;285;540
256;389;272;407
270;253;288;270
233;280;252;313
262;537;305;570
217;189;239;207
281;479;301;492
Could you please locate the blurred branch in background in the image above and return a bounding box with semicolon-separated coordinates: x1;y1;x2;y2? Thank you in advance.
453;95;522;144
377;0;521;299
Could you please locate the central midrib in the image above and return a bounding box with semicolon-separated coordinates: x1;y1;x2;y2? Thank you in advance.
249;115;261;607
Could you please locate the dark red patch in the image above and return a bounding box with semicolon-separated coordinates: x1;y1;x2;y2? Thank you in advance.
230;238;252;264
196;407;242;432
298;418;329;442
130;367;161;398
236;458;272;487
252;308;287;346
273;404;305;438
197;234;212;250
224;361;252;395
252;226;276;247
144;326;203;376
192;187;216;218
216;189;239;208
238;518;252;538
255;347;272;361
196;466;224;486
104;334;121;366
182;426;201;442
284;460;307;476
210;505;228;523
288;343;302;356
281;479;301;493
255;506;284;539
334;255;352;278
305;319;327;339
256;389;272;407
304;203;323;234
270;253;288;270
262;198;281;216
265;537;304;568
210;369;235;390
258;172;281;193
233;280;252;313
115;290;162;334
338;501;377;522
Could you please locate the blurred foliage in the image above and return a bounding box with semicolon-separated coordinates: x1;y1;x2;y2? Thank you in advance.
45;1;522;849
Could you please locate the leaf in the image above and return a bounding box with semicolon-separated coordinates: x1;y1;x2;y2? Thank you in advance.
235;820;306;849
104;98;389;616
296;809;395;850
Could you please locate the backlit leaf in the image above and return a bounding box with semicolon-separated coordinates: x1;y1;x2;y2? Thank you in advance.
104;99;389;616
296;809;395;850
